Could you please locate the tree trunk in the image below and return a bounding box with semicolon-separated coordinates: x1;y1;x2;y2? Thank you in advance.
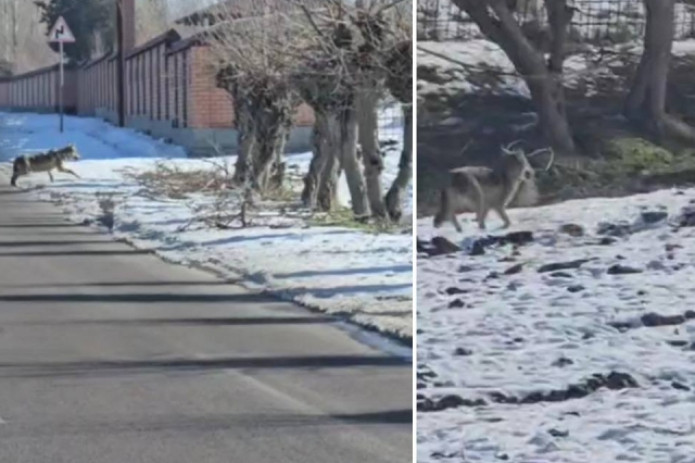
527;74;575;154
385;104;412;222
233;103;256;185
339;107;371;219
356;88;387;218
303;111;341;212
452;0;576;154
253;118;290;192
302;124;323;208
624;0;695;142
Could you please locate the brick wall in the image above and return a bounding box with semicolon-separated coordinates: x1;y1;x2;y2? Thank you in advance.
0;65;76;112
1;33;315;142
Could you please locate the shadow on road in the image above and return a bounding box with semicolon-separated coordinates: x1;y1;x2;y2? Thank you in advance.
0;292;271;304
14;316;337;327
0;355;408;379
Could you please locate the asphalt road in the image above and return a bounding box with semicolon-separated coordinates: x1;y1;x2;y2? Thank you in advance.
0;183;412;462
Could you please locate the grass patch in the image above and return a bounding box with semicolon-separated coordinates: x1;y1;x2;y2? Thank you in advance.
308;208;397;234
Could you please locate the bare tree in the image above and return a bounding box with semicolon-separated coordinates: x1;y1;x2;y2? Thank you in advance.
208;0;299;195
451;0;576;155
0;0;56;73
384;39;412;222
624;0;695;142
136;0;169;44
295;0;410;220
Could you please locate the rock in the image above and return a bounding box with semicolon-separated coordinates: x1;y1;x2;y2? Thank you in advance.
641;211;668;224
605;372;639;389
641;312;686;327
454;347;473;356
567;285;585;293
469;240;485;256
431;236;461;255
504;263;524;275
489;391;518;404
469;231;534;256
665;243;683;252
551;271;574;279
599;237;617;246
666;340;689;347
538;259;593;273
448;299;465;309
445;287;468;295
559;223;584;237
607;264;643;275
647;260;666;271
458;265;474;272
678;205;695;227
548;428;569;438
552;357;574;367
597;221;631;237
672;381;690;391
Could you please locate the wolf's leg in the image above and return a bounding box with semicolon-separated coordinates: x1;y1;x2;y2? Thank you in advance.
10;174;19;187
48;171;54;182
496;207;511;229
58;167;81;178
451;213;463;233
478;207;490;230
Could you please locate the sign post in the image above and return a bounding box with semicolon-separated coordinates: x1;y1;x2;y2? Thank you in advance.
48;16;75;133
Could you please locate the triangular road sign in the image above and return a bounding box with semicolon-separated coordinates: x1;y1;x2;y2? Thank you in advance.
48;16;76;43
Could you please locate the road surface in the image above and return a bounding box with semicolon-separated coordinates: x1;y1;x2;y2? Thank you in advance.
0;183;412;462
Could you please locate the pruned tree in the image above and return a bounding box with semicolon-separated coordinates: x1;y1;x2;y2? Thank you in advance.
208;0;300;196
291;3;371;218
354;0;412;221
0;0;56;73
451;0;576;155
136;0;170;44
624;0;695;142
384;39;412;222
294;0;411;221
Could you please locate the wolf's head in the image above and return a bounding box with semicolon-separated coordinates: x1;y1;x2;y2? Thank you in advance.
59;144;80;161
500;141;553;183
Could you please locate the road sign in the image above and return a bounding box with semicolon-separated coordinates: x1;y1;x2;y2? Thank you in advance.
48;16;76;43
48;16;75;133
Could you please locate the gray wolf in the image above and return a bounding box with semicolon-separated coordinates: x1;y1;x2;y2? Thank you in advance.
433;141;553;231
11;144;81;187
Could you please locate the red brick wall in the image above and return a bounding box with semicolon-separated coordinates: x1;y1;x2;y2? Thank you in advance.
188;47;234;129
1;41;315;134
0;66;76;112
77;56;117;116
187;47;315;129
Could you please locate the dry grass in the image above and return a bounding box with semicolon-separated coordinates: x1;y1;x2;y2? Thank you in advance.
119;160;235;200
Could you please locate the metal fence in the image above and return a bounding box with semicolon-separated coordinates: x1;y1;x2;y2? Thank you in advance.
378;102;405;147
418;0;695;42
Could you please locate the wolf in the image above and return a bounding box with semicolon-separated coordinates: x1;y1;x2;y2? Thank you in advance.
11;144;81;187
433;141;553;231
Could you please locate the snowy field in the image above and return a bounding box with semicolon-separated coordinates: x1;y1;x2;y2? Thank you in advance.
0;112;413;344
418;38;695;100
417;190;695;462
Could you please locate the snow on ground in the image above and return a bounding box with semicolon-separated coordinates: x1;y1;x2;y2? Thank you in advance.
417;189;695;462
418;38;695;100
0;112;413;344
0;112;186;161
